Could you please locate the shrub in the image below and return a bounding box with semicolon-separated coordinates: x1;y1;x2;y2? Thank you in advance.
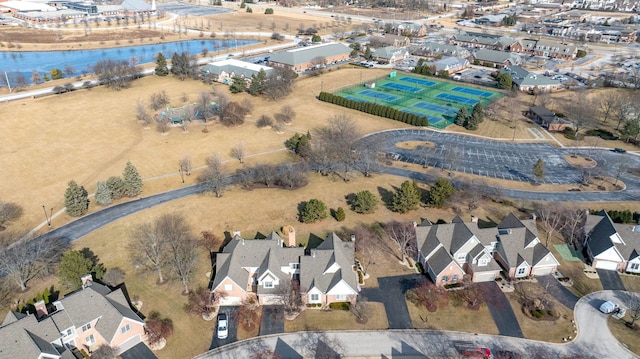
562;127;576;140
300;199;328;223
531;309;545;318
329;302;350;310
350;190;379;214
443;283;463;290
415;262;424;274
547;310;556;317
334;207;346;221
256;115;273;128
264;8;274;14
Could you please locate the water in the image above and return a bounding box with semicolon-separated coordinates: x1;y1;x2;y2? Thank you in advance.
0;38;257;84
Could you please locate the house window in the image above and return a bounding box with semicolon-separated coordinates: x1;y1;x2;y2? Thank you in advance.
452;275;459;281
290;263;300;270
85;334;95;345
310;294;320;302
441;276;449;282
61;328;73;337
631;263;639;271
224;284;233;291
478;258;488;266
517;267;527;276
81;323;91;332
264;281;273;289
334;294;347;301
456;253;466;261
121;324;131;334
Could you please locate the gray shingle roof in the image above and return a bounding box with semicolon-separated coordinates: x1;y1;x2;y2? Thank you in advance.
201;59;273;79
500;66;560;88
269;42;350;66
427;247;457;276
2;311;26;326
299;234;358;295
495;215;554;268
417;41;471;58
454;31;516;48
475;48;521;65
586;211;640;261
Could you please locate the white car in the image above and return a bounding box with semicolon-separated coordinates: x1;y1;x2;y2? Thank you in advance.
217;313;228;339
599;300;619;314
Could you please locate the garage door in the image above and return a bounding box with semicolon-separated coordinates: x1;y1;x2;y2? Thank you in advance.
595;260;618;271
533;267;554;276
219;297;242;306
474;272;496;282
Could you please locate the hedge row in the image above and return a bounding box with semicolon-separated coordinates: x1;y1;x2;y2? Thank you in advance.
318;91;429;127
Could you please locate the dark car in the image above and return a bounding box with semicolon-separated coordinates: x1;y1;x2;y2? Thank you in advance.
614;148;627;153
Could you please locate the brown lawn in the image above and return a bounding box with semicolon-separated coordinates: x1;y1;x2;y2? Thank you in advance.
406;300;499;335
284;302;388;332
506;282;575;343
608;316;640;356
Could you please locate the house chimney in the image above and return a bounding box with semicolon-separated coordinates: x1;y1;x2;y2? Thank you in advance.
81;274;93;289
531;213;537;222
350;235;356;242
412;221;417;228
283;225;296;247
312;251;316;258
233;230;241;238
471;216;479;223
34;300;48;319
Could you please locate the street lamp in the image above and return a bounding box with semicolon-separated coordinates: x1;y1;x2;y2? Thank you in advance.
42;205;53;227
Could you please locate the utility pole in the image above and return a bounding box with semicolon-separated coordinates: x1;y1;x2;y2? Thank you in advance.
4;72;12;93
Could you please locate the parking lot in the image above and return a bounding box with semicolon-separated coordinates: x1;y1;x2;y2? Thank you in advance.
369;130;603;185
157;3;232;16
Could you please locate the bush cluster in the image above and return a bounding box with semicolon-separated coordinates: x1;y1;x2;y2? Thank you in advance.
329;302;351;310
591;209;639;224
318;92;428;127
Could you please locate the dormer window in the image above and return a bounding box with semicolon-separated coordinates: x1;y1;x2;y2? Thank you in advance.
264;281;273;289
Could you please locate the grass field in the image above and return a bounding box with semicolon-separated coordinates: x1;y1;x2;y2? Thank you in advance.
334;73;503;129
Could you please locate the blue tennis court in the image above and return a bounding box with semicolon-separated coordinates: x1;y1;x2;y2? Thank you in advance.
413;101;458;116
399;77;436;87
451;86;494;98
382;82;422;93
435;93;478;105
358;90;399;102
345;96;366;102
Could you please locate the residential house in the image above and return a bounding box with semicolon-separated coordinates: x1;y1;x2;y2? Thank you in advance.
373;46;409;64
369;34;411;48
450;31;517;51
412;41;471;59
211;231;358;306
531;39;577;59
524;105;569;131
474;48;521;68
500;66;562;93
391;22;427;37
200;59;273;85
414;216;502;286
474;14;508;26
268;42;351;73
493;214;560;278
0;277;147;358
583;210;640;272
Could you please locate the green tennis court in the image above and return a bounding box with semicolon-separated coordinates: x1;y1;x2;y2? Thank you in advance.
333;72;503;129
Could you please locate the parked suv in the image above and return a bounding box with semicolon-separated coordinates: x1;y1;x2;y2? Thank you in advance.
217;313;228;339
599;300;619;314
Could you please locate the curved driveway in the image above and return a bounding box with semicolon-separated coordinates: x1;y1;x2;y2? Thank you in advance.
364;128;640;202
194;290;636;359
193;291;636;359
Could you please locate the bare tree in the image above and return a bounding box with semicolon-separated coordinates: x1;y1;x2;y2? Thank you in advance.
568;89;594;137
350;296;369;323
384;221;416;264
275;279;303;316
314;114;361;180
561;209;586;247
612;92;632;130
628;293;640;328
128;221;169;284
102;267;125;286
598;91;618;123
240;98;254;114
537;91;552;109
274;104;296;125
160;213;198;294
184;286;217;318
611;157;628;187
230;142;246;163
136;99;152;127
200;230;223;253
263;67;297;100
179;155;192;177
156;117;170;134
91;345;117;359
0;202;23;231
199;153;226;197
197;91;214;121
350;224;383;275
536;203;568;247
0;237;67;291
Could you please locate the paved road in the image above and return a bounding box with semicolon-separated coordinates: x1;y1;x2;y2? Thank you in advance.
195;290;636;359
360;275;424;329
537;275;580;310
478;282;524;338
597;269;627;291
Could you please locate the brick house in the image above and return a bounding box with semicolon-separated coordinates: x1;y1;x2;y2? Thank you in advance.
268;42;351;73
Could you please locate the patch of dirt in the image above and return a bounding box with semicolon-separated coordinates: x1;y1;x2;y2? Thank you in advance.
395;141;435;150
564;154;596;168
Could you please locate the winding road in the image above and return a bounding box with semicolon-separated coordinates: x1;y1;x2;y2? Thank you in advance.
193;291;637;359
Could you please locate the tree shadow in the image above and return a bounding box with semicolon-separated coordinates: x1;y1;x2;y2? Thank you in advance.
478;217;498;229
377;186;395;209
344;192;356;210
254;231;266;239
222;231;233;248
297;201;307;223
434;218;448;224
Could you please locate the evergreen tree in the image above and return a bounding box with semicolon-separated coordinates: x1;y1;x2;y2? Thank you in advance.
122;161;143;197
248;69;267;96
533;159;545;181
229;76;247;93
155;52;169;76
334;207;346;222
64;180;89;217
464;115;480;130
351;190;379;214
471;102;484;123
58;250;107;290
364;47;372;60
497;72;512;89
106;176;125;200
95;181;112;205
391;181;421;213
301;199;328;223
455;107;469;126
427;178;455;207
